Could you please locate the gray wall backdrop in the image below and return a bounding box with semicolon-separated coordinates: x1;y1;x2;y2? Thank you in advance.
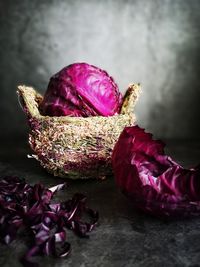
0;0;200;139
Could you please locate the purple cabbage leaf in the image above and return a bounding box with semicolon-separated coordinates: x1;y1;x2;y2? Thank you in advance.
112;125;200;218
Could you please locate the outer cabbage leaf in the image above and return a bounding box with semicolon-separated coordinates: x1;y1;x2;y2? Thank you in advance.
112;125;200;218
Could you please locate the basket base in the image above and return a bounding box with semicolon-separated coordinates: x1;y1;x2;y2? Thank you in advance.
46;166;113;180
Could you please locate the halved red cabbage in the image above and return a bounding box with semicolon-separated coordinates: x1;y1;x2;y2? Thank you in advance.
0;176;98;266
112;125;200;218
40;63;122;117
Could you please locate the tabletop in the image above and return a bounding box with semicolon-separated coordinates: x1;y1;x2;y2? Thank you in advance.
0;136;200;267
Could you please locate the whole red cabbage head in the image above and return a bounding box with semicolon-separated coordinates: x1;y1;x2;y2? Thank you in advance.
112;125;200;218
40;63;122;117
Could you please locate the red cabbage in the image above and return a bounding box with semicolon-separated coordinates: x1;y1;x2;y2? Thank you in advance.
40;63;122;117
0;176;98;266
112;125;200;218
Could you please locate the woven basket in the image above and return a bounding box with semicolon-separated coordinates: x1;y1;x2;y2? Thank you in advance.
17;84;140;179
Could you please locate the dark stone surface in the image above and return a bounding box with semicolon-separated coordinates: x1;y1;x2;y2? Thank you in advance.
0;138;200;266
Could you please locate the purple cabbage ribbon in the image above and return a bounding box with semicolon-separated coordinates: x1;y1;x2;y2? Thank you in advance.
0;176;98;266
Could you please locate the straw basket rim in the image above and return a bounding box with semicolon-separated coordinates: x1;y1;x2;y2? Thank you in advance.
17;84;141;123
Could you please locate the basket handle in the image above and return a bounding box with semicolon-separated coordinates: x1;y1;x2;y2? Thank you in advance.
17;85;43;118
120;83;141;115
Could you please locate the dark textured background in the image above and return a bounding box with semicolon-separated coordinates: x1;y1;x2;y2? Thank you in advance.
1;2;200;267
0;0;200;139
